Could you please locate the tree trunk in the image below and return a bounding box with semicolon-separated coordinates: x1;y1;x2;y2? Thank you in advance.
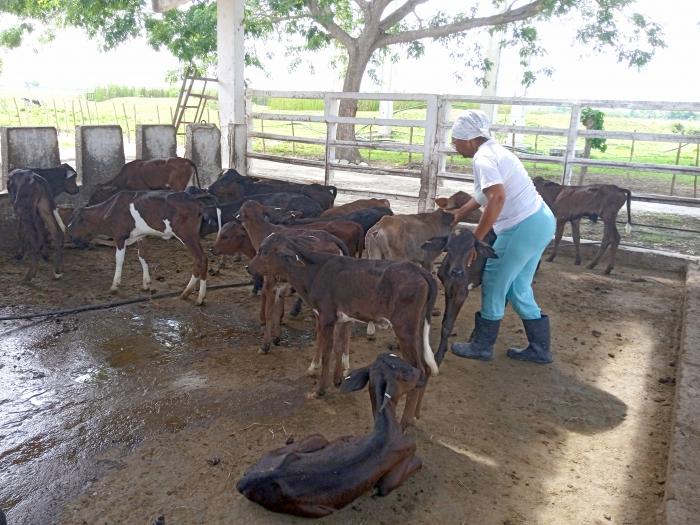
335;50;371;163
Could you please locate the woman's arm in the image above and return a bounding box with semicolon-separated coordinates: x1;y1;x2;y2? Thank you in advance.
473;184;505;240
449;197;481;226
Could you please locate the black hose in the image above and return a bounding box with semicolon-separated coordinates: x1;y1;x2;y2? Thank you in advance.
0;280;252;322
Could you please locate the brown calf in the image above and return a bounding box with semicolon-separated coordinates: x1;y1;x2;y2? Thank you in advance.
67;190;208;303
88;157;199;205
533;176;632;274
248;233;439;427
8;170;68;282
365;208;454;271
320;198;391;218
434;190;482;223
237;353;424;518
238;201;349;353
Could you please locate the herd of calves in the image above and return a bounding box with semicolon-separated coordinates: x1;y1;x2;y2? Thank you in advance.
6;156;633;517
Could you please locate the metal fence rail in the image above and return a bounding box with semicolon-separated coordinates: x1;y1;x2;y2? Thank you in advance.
245;89;700;211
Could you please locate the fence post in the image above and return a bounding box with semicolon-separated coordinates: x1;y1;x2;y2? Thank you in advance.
122;104;131;143
533;133;539;176
324;94;340;187
52;99;60;130
562;103;582;185
368;125;373;161
417;94;440;212
71;101;77;128
13;98;21;125
290;120;296;155
408;126;414;165
260;119;266;154
629;131;636;161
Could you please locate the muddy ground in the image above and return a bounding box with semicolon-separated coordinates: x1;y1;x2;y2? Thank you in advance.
0;239;684;525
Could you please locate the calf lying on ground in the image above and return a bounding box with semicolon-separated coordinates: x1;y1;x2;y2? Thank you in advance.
533;176;632;274
88;157;199;205
237;353;424;518
68;190;208;304
248;233;438;427
8;169;74;281
238;201;349;353
320;198;390;217
422;229;497;365
209;169;337;210
283;206;393;235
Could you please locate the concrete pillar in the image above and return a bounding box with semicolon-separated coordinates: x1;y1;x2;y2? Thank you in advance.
75;125;125;196
0;126;60;190
185;124;221;187
135;125;177;160
218;0;247;174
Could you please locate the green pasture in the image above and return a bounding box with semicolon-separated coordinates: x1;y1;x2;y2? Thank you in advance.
0;92;698;196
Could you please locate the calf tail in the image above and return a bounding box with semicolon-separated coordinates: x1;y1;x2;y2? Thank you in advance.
187;159;201;189
624;189;632;234
421;271;439;376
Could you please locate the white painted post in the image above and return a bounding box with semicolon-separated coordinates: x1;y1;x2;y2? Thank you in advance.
218;0;247;174
563;104;582;185
480;34;502;123
324;94;340;186
418;95;439;212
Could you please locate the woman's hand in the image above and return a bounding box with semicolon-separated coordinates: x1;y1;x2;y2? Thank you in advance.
447;197;480;227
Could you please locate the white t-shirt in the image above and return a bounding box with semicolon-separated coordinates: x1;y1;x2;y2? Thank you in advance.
472;139;542;234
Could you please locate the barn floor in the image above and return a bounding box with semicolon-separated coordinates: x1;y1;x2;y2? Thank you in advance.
0;240;684;525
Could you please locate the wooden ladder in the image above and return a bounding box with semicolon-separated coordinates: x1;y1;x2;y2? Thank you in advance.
173;73;218;136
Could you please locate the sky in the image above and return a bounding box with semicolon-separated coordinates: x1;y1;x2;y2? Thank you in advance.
0;0;698;102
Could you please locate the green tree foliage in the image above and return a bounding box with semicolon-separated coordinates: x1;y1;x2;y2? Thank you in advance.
581;107;607;153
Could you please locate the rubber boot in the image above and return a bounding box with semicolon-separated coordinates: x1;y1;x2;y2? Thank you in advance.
507;315;553;364
451;312;500;361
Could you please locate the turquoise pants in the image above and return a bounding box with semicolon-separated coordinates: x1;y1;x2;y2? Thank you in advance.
481;204;556;321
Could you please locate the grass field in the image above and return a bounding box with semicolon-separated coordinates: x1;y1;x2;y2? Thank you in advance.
1;93;698;197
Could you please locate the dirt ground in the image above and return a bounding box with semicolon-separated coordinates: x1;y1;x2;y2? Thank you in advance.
0;238;684;525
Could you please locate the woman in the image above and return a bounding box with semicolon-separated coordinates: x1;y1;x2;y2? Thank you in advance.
447;109;556;364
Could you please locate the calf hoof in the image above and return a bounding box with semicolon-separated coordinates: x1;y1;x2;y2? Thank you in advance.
431;308;441;317
604;266;613;275
306;389;325;400
546;255;555;262
110;287;120;295
273;336;281;346
250;288;259;296
574;259;582;266
259;344;271;355
586;262;597;270
288;309;301;319
306;362;321;376
53;273;63;280
195;298;205;306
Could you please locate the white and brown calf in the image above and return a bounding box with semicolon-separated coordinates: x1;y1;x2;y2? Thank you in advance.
67;190;208;304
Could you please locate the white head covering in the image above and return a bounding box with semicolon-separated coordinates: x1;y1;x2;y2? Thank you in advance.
451;109;491;141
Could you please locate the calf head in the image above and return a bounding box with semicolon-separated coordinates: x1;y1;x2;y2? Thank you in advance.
208;168;247;199
422;229;496;282
341;353;426;414
434;191;471;210
66;208;96;248
237;200;267;225
531;176;562;208
60;164;79;195
248;232;305;278
213;220;254;257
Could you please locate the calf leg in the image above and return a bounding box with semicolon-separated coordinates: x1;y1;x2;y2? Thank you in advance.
136;240;152;291
376;452;422;497
260;279;276;354
271;283;290;345
546;219;566;263
366;321;376;340
37;202;64;279
587;227;611;270
571;219;582;265
315;317;336;396
332;322;351;387
604;222;621;275
307;315;323;376
181;236;208;305
111;243;127;292
289;297;303;318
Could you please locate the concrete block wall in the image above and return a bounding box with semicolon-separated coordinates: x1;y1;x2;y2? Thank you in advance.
0;126;61;190
185;124;221;187
75;125;125;198
136;125;177;160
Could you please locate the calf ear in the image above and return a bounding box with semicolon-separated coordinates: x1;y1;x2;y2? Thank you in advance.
434;197;448;209
421;236;448;253
475;240;497;259
339;366;370;393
